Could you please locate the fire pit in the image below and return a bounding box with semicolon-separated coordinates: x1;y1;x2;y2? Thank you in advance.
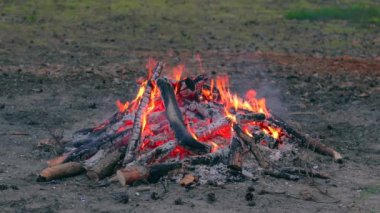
37;59;342;186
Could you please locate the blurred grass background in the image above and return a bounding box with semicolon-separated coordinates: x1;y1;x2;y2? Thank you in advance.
0;0;379;62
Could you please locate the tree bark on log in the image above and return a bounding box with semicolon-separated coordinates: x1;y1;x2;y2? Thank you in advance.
86;149;123;181
195;117;232;139
123;62;164;165
186;148;228;166
136;140;177;164
156;78;211;155
268;114;343;163
117;162;182;186
37;162;84;182
227;136;243;171
233;124;272;169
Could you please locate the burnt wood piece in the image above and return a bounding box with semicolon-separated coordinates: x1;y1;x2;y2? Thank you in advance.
279;167;330;179
123;62;164;165
268;114;343;163
195;117;232;139
136;140;177;164
156;77;211;155
233;124;272;169
86;149;123;181
236;113;266;122
71;112;122;147
227;136;244;171
263;169;300;181
117;162;182;186
186;148;228;166
64;129;132;162
37;162;85;182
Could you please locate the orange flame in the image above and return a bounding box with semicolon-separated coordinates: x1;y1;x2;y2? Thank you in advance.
215;75;271;119
172;64;184;81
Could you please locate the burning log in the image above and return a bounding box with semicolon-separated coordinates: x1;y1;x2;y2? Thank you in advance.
186;148;228;166
117;162;182;186
233;124;272;169
37;162;84;182
86;149;123;181
136;140;177;164
268;115;343;163
195;117;232;139
236;113;266;123
123;62;164;165
156;77;211;155
227;136;244;171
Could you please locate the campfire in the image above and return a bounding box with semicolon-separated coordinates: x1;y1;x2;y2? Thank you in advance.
37;59;342;186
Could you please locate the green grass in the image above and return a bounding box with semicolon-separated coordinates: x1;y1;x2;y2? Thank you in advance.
286;4;380;24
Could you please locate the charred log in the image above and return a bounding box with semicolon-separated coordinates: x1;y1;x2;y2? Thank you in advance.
227;136;244;171
268;114;343;163
157;77;211;155
233;124;272;169
123;62;164;165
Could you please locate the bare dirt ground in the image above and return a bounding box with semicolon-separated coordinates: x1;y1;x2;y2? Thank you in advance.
0;51;379;213
1;1;380;212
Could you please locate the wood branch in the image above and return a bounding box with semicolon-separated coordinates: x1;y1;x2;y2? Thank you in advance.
233;124;272;169
117;162;182;186
185;148;228;166
268;114;343;163
263;169;300;181
37;162;84;182
236;113;266;123
195;117;232;139
279;167;330;179
227;136;243;171
86;149;123;181
157;77;211;155
47;151;73;167
83;149;105;169
123;62;164;165
136;140;177;164
117;164;149;186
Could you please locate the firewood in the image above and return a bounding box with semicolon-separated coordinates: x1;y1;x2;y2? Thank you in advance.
279;167;330;179
117;162;182;186
46;152;72;167
227;136;244;171
263;169;300;181
86;149;123;181
236;113;266;122
268;114;343;163
123;62;164;165
233;124;272;169
37;162;84;182
156;77;211;155
117;164;149;186
195;117;232;139
136;140;177;164
186;148;228;166
180;174;198;187
83;149;105;169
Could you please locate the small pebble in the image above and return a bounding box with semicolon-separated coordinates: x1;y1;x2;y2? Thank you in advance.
245;192;254;201
207;192;216;203
248;201;256;206
150;192;159;200
174;198;184;205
